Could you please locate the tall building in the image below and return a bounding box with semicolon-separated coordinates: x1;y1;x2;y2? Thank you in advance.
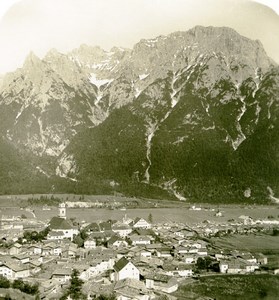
59;202;66;219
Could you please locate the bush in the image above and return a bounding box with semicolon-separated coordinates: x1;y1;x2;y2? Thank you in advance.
0;275;10;288
12;279;39;295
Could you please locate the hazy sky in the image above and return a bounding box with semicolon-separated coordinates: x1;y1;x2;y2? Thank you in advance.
0;0;278;74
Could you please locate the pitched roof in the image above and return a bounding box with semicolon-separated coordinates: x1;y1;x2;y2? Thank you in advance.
10;243;22;249
133;218;150;225
130;236;151;242
133;229;155;236
49;217;73;230
48;230;65;237
113;224;132;230
52;268;72;276
145;243;163;250
114;257;131;272
107;236;124;245
0;262;28;272
99;221;112;231
85;222;100;232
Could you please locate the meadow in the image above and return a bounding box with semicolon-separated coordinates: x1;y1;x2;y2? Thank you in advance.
174;274;279;300
212;234;279;252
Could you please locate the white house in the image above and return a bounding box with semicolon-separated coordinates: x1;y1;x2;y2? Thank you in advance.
107;236;128;248
129;236;151;246
140;249;152;258
113;257;140;282
219;261;229;273
163;264;193;277
84;239;97;250
219;260;258;274
9;243;22;255
53;245;62;256
32;245;43;255
112;224;133;238
89;258;115;278
197;248;208;256
51;268;72;283
188;247;199;254
175;246;188;256
12;254;29;265
156;247;172;258
0;263;30;279
132;218;151;229
184;255;197;264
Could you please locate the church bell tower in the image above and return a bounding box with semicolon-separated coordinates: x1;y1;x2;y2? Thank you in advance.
59;202;66;219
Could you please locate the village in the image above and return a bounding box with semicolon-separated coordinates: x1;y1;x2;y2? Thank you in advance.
0;202;278;300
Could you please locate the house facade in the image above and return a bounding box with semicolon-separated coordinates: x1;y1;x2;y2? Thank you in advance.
113;257;140;281
132;218;151;229
0;263;30;279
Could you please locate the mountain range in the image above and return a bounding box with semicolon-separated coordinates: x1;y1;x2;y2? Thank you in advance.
0;26;278;203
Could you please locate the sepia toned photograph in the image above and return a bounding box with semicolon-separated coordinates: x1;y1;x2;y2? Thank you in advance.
0;0;278;299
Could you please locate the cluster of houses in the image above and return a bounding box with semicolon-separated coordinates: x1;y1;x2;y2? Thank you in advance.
0;203;272;299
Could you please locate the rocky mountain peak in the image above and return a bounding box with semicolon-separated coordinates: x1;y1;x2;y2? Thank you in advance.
0;26;278;202
23;51;43;69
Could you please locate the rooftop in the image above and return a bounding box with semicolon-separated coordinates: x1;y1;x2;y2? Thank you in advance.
114;257;131;272
49;217;74;230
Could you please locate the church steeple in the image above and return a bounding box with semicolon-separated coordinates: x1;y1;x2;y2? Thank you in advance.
59;202;66;219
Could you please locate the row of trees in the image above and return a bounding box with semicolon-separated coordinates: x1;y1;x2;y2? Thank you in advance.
18;227;51;243
0;276;39;296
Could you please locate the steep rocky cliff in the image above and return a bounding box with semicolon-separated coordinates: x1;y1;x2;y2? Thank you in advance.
0;26;278;202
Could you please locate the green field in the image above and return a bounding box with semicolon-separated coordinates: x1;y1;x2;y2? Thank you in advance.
174;274;279;300
212;234;279;253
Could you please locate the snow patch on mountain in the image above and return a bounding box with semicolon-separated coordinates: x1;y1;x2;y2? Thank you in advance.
267;99;274;119
232;96;247;150
90;73;113;89
144;121;157;183
15;104;28;124
139;74;149;80
135;87;142;98
171;71;179;108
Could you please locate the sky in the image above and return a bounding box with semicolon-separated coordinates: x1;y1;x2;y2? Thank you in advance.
0;0;278;74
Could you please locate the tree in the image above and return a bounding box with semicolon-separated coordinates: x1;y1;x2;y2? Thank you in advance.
0;275;10;288
12;279;25;291
148;213;153;224
73;234;84;247
12;279;39;295
196;256;213;271
61;269;86;300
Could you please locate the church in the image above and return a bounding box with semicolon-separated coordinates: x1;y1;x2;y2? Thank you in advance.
46;203;79;241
